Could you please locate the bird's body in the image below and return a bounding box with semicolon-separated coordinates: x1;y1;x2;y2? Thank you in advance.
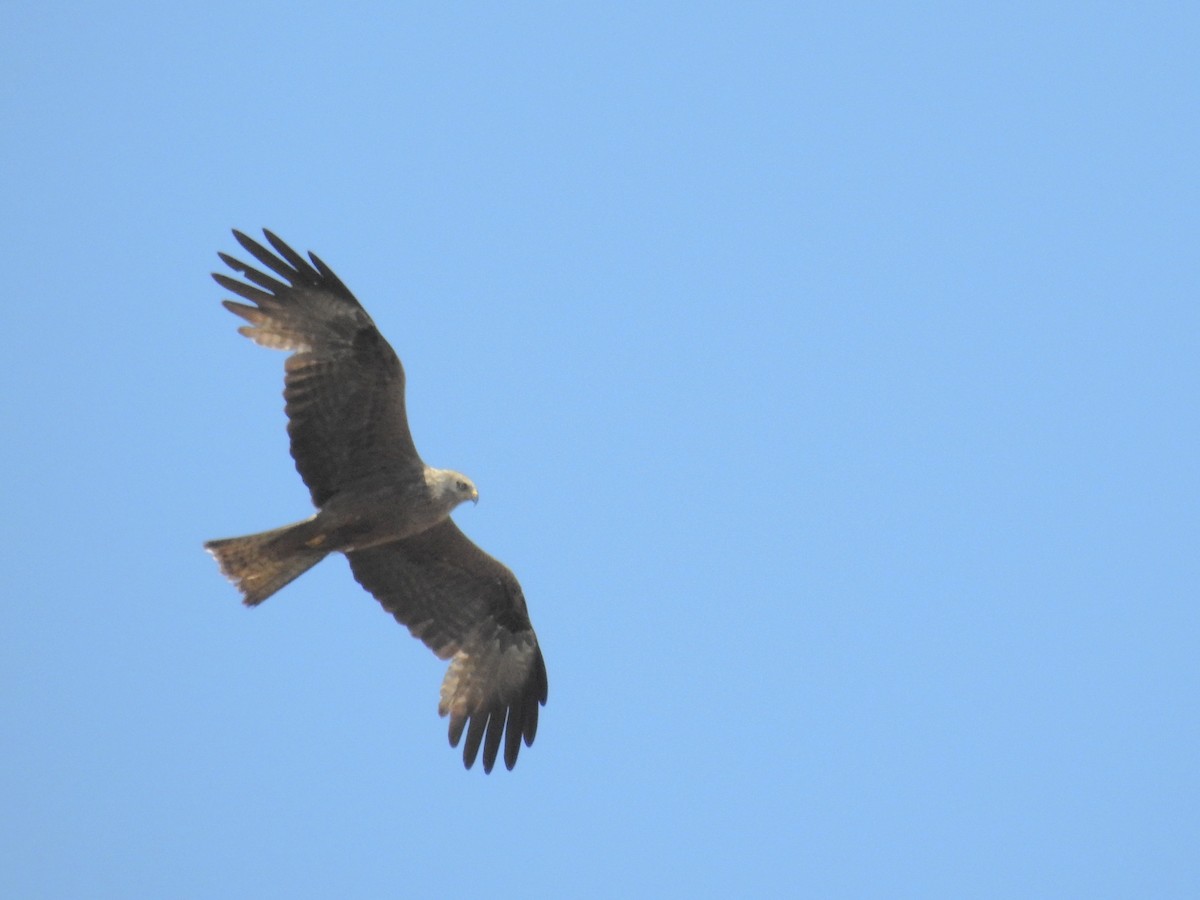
318;467;482;552
204;230;546;772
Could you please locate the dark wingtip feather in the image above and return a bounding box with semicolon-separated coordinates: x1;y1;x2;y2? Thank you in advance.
524;702;540;746
448;714;467;748
212;272;273;304
462;715;488;770
482;710;507;774
231;229;267;258
231;229;299;281
308;251;353;296
263;229;319;281
524;652;548;746
308;251;334;277
537;653;549;703
217;251;241;270
504;705;525;770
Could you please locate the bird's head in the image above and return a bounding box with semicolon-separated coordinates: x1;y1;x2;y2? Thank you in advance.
429;468;479;508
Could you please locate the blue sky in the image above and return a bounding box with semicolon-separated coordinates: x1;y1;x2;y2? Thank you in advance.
2;3;1197;896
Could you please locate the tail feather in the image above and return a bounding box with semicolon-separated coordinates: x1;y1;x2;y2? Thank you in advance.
204;518;329;605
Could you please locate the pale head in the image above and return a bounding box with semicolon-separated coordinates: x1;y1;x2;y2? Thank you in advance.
426;467;479;510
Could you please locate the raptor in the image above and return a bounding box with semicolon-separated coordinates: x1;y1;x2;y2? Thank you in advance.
205;230;547;772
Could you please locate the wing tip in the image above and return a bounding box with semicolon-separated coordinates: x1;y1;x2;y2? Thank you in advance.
446;700;542;773
440;644;548;772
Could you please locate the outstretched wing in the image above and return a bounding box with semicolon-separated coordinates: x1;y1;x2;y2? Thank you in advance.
346;520;548;773
213;229;420;506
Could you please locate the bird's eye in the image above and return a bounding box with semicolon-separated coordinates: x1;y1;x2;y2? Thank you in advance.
457;480;468;491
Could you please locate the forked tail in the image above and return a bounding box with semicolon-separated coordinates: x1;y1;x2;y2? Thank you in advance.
204;517;329;606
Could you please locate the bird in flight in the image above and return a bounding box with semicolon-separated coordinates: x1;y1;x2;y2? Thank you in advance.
204;229;547;772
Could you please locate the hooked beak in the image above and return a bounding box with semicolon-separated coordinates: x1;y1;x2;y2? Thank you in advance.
471;487;479;505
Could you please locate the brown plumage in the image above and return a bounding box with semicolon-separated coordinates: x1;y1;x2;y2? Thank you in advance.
204;229;547;772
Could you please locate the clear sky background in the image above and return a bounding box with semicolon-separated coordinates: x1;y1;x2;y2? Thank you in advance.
2;3;1197;897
